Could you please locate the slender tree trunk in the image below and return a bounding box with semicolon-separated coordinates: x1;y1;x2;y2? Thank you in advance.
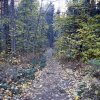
0;0;2;17
3;0;11;55
10;0;16;56
0;0;2;52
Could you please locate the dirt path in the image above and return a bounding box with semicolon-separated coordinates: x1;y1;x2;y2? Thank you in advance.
21;48;75;100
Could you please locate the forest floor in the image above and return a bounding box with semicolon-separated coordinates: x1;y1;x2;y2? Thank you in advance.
20;48;82;100
0;48;99;100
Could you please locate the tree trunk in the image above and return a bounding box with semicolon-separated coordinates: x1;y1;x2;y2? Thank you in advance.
3;0;11;55
10;0;16;56
0;0;3;52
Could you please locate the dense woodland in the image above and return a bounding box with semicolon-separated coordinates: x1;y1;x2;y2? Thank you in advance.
0;0;100;100
55;0;100;99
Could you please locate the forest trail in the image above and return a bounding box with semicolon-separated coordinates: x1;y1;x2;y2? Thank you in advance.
21;48;75;100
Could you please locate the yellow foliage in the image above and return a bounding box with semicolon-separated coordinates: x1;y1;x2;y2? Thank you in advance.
75;96;80;100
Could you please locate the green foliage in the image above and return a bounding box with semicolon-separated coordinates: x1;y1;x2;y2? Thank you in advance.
38;55;46;70
89;59;100;66
88;59;100;76
77;15;100;62
56;34;77;60
55;4;100;99
77;82;87;97
0;0;48;56
16;0;37;52
77;83;100;99
55;7;100;63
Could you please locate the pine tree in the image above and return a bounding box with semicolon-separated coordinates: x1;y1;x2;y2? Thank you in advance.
55;3;100;63
46;3;54;47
